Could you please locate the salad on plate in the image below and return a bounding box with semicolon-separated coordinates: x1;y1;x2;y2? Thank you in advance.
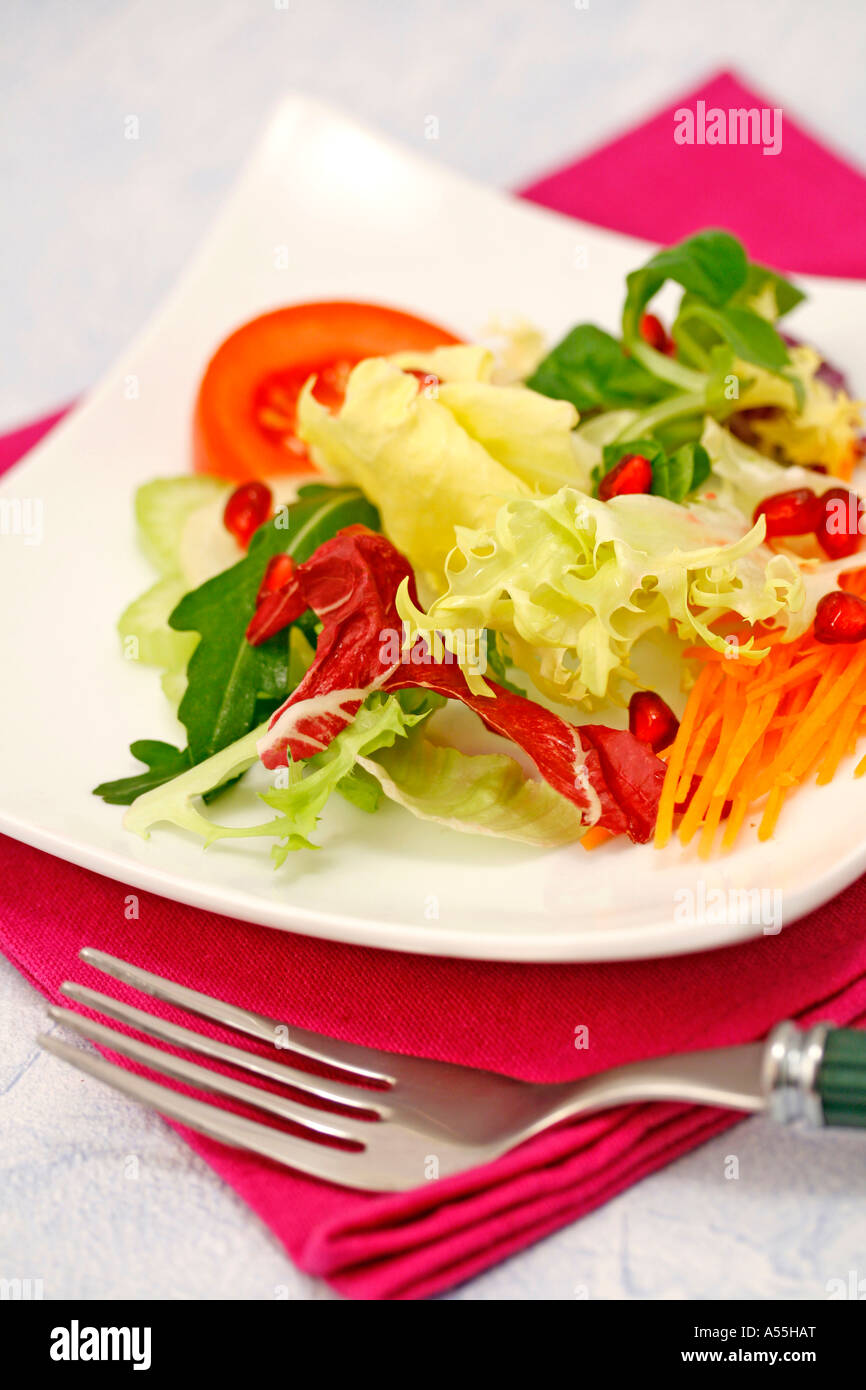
94;230;866;865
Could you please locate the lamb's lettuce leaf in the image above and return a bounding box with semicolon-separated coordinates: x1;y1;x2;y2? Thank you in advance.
526;324;670;414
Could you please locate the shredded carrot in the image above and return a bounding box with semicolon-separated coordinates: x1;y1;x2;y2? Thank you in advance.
654;568;866;857
580;825;613;851
654;663;721;848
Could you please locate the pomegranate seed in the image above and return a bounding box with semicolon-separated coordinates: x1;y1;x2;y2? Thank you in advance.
753;487;818;540
814;486;863;560
256;552;295;604
629;690;679;752
814;590;866;644
405;368;440;396
223;481;273;548
599;453;653;501
639;312;675;356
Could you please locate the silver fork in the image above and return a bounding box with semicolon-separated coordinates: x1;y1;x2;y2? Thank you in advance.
38;948;866;1192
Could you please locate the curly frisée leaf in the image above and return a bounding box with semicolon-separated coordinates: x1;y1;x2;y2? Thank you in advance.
397;487;804;704
122;695;434;859
123;725;264;842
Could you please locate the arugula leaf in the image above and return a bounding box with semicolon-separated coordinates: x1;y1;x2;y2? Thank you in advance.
93;740;192;805
95;485;379;807
526;324;669;413
170;486;378;763
596;439;710;504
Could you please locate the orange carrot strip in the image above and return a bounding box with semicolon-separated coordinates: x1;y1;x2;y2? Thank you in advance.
675;707;724;799
698;795;728;859
580;826;612;851
678;683;740;845
816;699;861;785
758;784;787;840
654;665;719;849
744;651;824;701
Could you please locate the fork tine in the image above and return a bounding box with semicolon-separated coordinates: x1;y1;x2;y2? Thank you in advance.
60;982;388;1118
38;1033;381;1190
80;948;396;1083
47;1006;374;1145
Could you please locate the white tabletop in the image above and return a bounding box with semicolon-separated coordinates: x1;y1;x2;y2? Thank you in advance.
3;0;866;1301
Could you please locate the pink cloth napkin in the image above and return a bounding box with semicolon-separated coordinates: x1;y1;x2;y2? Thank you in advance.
4;71;866;1301
522;69;866;277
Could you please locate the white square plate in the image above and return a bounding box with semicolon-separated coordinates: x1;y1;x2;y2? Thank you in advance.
3;94;866;961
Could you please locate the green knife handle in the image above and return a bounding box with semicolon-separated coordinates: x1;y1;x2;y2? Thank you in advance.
819;1027;866;1129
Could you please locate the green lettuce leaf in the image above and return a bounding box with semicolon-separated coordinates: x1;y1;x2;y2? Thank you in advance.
296;348;586;591
134;475;229;579
360;735;586;847
700;417;833;516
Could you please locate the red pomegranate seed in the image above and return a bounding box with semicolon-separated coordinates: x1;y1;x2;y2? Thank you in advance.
814;486;863;560
753;487;818;540
257;552;295;604
599;453;653;501
223;481;273;548
814;590;866;644
628;690;679;752
405;368;441;395
639;312;675;356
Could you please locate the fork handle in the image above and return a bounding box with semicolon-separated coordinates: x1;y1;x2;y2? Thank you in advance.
818;1027;866;1128
765;1021;866;1128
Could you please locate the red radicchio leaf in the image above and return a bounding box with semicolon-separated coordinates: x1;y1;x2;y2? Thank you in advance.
247;526;666;843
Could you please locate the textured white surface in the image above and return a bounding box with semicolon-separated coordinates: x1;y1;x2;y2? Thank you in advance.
3;0;866;1301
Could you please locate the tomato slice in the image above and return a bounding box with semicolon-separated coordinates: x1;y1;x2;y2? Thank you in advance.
192;301;460;480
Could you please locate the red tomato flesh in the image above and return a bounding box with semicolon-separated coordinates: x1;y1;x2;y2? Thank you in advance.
193;301;460;481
